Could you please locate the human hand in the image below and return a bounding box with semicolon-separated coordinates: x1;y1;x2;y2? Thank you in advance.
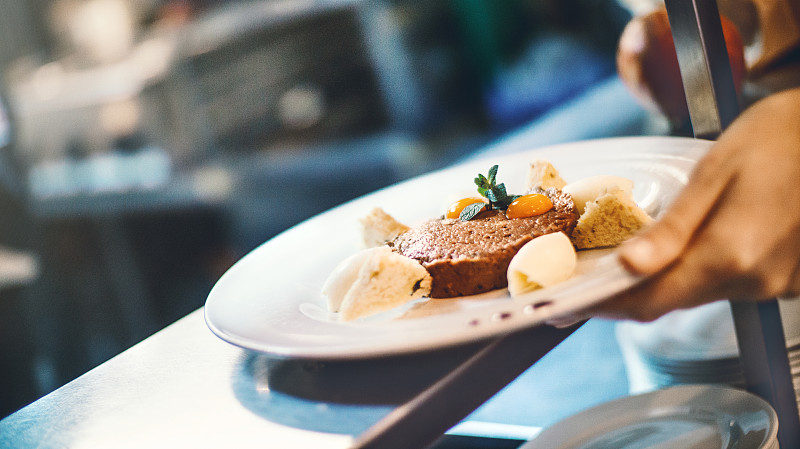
616;6;746;129
587;87;800;322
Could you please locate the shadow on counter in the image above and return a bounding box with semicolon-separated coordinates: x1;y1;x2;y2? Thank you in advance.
229;341;487;435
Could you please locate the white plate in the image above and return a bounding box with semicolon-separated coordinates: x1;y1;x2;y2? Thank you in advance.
521;384;778;449
205;136;712;359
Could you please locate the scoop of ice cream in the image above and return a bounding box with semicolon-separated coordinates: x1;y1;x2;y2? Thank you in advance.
507;232;577;297
563;175;635;214
322;246;432;321
322;247;381;313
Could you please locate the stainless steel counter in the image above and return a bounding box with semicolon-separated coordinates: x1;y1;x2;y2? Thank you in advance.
0;307;628;448
0;309;358;448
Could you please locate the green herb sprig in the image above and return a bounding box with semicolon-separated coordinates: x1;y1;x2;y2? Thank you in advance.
459;165;521;221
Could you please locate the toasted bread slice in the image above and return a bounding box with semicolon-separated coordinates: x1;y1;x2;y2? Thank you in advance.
526;159;567;191
337;246;431;321
359;208;410;248
571;190;652;249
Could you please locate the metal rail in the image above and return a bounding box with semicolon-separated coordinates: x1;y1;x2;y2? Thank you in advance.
664;1;800;447
351;324;581;449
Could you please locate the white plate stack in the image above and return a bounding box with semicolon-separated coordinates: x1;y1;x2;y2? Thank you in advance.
522;385;779;449
616;298;800;411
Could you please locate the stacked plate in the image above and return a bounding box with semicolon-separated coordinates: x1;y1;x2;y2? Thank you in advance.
524;297;795;449
521;384;779;449
616;298;800;403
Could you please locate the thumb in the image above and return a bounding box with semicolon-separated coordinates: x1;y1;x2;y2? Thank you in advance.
618;146;732;275
617;216;691;276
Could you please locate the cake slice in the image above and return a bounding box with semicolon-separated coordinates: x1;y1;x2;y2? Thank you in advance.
323;246;432;321
526;159;568;190
570;189;653;249
359;207;410;248
391;188;579;298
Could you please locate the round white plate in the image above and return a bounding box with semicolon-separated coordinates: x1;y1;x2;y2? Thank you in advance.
521;385;778;449
205;136;712;359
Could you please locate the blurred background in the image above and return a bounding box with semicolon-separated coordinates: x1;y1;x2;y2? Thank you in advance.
0;0;639;417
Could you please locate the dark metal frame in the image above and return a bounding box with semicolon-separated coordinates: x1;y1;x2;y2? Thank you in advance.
663;1;800;447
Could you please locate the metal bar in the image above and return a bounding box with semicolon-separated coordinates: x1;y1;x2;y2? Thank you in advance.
350;323;581;449
664;0;738;137
731;301;800;448
664;1;800;447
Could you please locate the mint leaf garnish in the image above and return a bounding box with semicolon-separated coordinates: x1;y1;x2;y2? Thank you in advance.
460;165;522;221
459;202;486;221
487;165;498;185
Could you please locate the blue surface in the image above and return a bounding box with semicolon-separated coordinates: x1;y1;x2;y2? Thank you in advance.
468;319;629;429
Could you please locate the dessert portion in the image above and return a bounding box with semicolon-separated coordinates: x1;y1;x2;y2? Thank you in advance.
562;175;652;249
359;207;410;248
390;188;578;298
321;162;653;321
570;189;653;249
563;175;634;215
322;246;431;321
507;231;577;297
526;159;567;190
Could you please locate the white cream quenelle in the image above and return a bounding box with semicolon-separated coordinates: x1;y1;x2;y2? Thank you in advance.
322;246;432;321
507;232;577;297
562;175;634;214
322;248;378;313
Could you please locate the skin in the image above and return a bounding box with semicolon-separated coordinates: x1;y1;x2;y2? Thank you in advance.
568;87;800;323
